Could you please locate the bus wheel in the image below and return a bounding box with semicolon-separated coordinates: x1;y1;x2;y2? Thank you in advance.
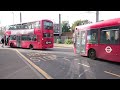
10;43;13;48
88;49;96;60
29;45;33;50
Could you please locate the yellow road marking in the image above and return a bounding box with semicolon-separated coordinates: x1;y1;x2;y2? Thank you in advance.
15;49;53;79
104;71;120;78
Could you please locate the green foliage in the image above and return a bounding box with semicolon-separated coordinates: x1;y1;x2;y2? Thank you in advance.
56;39;62;44
71;19;92;32
62;21;71;32
64;39;73;44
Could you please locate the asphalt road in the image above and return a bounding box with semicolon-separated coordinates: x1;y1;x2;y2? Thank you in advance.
17;47;120;79
0;48;45;79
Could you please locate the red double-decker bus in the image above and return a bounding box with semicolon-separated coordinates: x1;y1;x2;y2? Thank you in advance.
4;19;54;49
73;18;120;62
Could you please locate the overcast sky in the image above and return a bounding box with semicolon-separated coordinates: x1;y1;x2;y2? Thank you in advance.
0;11;120;26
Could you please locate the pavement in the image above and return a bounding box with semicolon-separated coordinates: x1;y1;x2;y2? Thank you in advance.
0;44;45;79
54;43;73;48
0;43;73;49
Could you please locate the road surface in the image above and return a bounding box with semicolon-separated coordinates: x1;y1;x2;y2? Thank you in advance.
17;47;120;79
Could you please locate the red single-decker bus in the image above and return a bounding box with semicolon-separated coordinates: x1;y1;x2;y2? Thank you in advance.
73;18;120;62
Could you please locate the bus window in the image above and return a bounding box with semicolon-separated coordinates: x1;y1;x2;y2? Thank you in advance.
27;22;33;29
21;23;29;29
27;35;32;41
31;22;35;29
31;35;37;41
21;35;27;41
87;29;98;44
115;30;119;44
21;35;32;41
100;26;119;44
34;21;40;28
9;25;16;30
10;35;16;40
81;31;86;45
6;25;10;30
43;33;52;38
43;21;53;30
110;29;119;44
16;24;22;29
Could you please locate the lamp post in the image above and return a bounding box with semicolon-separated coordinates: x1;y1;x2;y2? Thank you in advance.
85;11;99;22
12;12;14;24
20;12;22;24
59;14;61;39
96;11;99;22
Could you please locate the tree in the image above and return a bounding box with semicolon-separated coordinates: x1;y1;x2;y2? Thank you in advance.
62;21;71;32
71;19;92;32
0;27;4;36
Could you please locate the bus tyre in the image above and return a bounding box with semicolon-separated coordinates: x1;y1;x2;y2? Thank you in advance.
10;43;13;48
29;45;33;50
88;49;96;60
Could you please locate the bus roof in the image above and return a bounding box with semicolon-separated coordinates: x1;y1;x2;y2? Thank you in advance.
75;18;120;30
5;19;53;26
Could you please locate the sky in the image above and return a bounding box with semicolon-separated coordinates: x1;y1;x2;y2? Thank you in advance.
0;11;120;26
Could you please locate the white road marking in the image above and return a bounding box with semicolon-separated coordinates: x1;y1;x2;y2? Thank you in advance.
78;63;90;67
74;59;79;61
38;57;46;61
64;59;70;61
30;57;41;62
79;69;89;77
63;57;70;61
104;71;120;78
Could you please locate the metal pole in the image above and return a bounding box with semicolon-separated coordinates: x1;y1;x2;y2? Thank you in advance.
59;14;61;39
12;12;14;24
20;12;22;24
96;11;99;22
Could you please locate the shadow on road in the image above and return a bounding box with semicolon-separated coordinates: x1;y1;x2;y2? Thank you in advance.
75;54;120;66
95;58;120;65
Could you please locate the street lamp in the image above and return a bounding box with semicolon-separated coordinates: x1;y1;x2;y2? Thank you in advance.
83;11;99;22
12;12;14;24
59;14;61;39
20;12;22;24
96;11;99;22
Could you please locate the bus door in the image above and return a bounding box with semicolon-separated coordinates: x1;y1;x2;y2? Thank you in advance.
80;31;86;55
16;35;21;47
75;31;81;54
